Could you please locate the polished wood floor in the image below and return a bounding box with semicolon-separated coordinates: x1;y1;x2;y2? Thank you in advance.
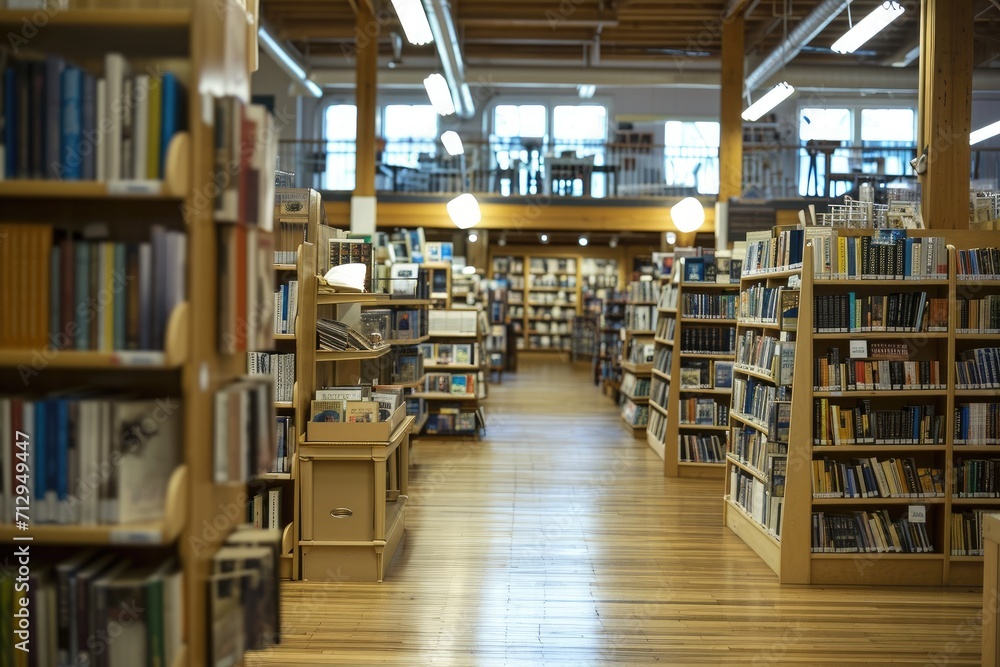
248;359;984;666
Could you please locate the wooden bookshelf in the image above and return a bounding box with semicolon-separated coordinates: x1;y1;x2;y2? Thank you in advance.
647;270;737;477
724;227;1000;586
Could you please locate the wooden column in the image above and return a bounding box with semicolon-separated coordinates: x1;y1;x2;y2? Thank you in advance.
718;14;745;204
354;2;378;198
918;0;974;229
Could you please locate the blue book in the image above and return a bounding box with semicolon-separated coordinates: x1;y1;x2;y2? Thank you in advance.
81;72;96;180
50;245;61;346
159;72;185;175
281;284;289;333
60;66;83;180
904;237;914;278
74;243;90;350
113;243;126;350
46;400;59;520
3;67;14;178
56;400;69;508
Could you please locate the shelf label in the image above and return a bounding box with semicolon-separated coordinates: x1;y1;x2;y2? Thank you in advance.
849;340;869;359
908;505;927;524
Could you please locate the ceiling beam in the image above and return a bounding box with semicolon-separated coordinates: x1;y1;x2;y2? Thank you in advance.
462;18;619;28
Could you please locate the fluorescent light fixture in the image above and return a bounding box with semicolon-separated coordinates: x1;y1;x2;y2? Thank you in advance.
498;234;507;247
577;84;596;99
971;120;1000;146
467;232;478;243
462;265;477;275
831;2;905;54
671;197;705;234
390;0;434;45
578;235;589;247
609;237;618;249
540;234;549;244
441;131;465;156
258;25;323;98
741;81;795;122
447;193;481;229
424;73;456;116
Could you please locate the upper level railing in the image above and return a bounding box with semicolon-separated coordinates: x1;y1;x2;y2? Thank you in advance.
277;138;999;201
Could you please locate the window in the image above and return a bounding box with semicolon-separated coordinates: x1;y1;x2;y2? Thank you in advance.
799;108;852;142
663;121;720;195
493;104;547;139
552;105;608;197
382;104;439;168
861;108;915;143
797;108;852;196
491;105;547;196
324;104;357;191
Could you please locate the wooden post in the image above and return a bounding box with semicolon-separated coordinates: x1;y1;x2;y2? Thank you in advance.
918;0;974;229
354;2;378;199
718;14;744;204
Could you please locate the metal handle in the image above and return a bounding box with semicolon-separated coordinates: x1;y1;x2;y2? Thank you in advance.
330;508;353;519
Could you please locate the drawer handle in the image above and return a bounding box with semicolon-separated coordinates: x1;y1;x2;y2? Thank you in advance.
330;508;353;519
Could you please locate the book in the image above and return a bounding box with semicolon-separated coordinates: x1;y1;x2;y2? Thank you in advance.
713;361;733;389
310;399;345;422
345;401;378;423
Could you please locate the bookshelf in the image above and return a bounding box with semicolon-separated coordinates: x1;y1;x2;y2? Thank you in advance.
647;266;738;477
618;281;658;437
412;308;487;438
724;226;1000;587
597;291;625;392
0;3;277;664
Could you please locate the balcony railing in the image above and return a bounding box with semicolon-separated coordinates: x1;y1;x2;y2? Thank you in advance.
277;138;999;201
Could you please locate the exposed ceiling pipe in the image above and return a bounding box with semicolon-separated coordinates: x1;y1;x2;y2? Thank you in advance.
422;0;475;118
743;0;849;94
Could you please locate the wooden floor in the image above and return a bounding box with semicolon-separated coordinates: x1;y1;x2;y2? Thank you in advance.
248;359;984;666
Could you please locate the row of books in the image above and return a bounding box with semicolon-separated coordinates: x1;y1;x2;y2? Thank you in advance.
735;331;794;382
813;399;946;446
680;255;739;284
492;256;524;275
658;284;678;311
530;257;576;275
0;553;183;667
0;224;185;352
625;338;655;365
653;345;673;375
530;274;577;288
655;316;676;342
248;352;295;403
814;357;944;392
956;347;1000;389
680;434;725;463
738;284;783;324
730;427;787;476
811;511;934;554
1;54;185;181
678;326;735;354
419;342;477;366
213;96;276;230
729;467;783;538
732;377;780;429
425;372;478;396
428;309;479;336
218;224;273;354
954;459;1000;498
679;397;728;427
386;263;433;299
679;359;733;389
362;345;424;385
954;403;1000;445
811;457;944;499
249;487;283;530
213;378;275;484
743;229;803;276
650;377;668;408
648;408;667;444
0;396;180;525
620;373;650;399
624;304;657;331
952;509;989;556
274;281;299;335
424;410;477;434
362;307;427;343
625;281;658;303
956;246;1000;280
956;296;1000;334
813;292;947;334
809;230;948;281
621;400;649;427
681;292;737;320
273;416;295;473
309;386;405;423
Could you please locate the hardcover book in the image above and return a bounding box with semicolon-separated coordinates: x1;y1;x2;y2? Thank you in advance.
345;401;377;423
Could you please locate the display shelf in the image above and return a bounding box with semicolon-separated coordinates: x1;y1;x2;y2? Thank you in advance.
733;364;776;383
813;331;950;340
726;454;766;481
651;368;671;382
384;334;431;346
410;392;482;401
274;263;297;271
424;363;479;371
621;361;653;374
315;347;393;362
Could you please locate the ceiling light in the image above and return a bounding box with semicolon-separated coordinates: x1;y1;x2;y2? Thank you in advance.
971;120;1000;146
258;25;323;98
389;0;434;46
441;130;465;156
831;2;905;55
671;197;705;234
447;193;481;229
467;232;478;243
742;82;795;122
498;234;507;247
609;237;618;249
577;84;596;99
424;73;456;116
665;232;677;245
540;234;549;244
462;266;477;275
578;235;589;247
